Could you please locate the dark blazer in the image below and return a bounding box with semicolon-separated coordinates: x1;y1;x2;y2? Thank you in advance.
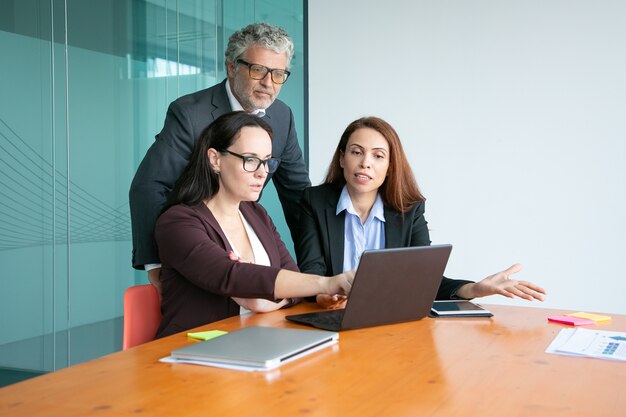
155;201;299;338
130;79;311;269
294;184;473;300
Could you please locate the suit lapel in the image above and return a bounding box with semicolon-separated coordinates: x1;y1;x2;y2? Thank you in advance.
239;203;281;266
384;207;404;248
211;79;233;119
325;207;346;275
196;203;231;251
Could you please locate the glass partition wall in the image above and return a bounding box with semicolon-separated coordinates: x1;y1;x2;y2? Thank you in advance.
0;0;305;385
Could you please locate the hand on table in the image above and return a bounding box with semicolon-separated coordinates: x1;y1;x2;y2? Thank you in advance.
316;294;348;310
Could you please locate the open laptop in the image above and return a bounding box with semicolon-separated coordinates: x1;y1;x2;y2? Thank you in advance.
170;326;338;370
286;244;452;331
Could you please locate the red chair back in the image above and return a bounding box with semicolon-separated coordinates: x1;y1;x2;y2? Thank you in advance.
123;284;161;350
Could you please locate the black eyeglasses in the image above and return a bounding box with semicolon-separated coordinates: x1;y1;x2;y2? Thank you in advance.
236;59;291;84
221;150;280;174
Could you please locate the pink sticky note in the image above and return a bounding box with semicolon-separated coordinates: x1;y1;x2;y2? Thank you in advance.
547;315;595;326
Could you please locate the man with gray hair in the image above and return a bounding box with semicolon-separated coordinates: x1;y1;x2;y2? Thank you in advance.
129;23;310;295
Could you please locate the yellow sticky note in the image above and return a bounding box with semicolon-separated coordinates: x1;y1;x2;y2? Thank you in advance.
566;312;611;323
187;330;228;341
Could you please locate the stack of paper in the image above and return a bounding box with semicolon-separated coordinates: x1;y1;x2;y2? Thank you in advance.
546;328;626;362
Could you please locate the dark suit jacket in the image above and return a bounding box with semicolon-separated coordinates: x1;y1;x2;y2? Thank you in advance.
155;201;299;338
130;79;310;269
294;184;473;300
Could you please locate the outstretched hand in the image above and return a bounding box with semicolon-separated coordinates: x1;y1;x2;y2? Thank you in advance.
458;264;546;301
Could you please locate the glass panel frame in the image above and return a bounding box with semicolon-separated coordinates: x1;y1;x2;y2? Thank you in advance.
0;0;305;382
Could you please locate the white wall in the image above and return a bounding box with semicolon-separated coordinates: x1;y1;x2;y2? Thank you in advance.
308;1;626;314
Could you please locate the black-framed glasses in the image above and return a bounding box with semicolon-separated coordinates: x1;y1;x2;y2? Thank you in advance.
221;150;280;174
236;59;291;84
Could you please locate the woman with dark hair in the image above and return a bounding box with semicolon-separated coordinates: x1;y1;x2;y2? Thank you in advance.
295;116;545;308
154;111;353;337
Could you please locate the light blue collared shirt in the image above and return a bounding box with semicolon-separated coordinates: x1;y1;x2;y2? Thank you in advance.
337;186;386;272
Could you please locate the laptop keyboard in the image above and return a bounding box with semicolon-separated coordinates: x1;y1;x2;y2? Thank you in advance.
290;310;345;331
309;311;343;327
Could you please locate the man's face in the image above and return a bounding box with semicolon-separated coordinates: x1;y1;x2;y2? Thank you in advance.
227;45;289;112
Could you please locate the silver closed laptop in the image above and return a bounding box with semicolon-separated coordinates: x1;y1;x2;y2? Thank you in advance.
170;326;338;370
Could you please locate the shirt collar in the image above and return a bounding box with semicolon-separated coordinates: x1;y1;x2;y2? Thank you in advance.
225;80;266;117
336;185;386;222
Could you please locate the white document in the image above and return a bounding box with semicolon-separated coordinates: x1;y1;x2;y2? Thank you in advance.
546;328;626;361
545;328;582;357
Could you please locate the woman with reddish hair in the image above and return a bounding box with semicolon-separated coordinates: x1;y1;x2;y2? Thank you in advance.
295;116;545;308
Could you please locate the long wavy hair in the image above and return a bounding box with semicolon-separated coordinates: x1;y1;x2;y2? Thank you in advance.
167;111;273;208
324;117;425;212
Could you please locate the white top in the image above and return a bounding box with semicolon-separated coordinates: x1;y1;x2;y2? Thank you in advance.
222;211;270;267
222;211;271;314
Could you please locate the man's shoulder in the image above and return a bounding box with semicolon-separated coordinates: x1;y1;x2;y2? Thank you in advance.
267;97;290;111
172;82;225;107
162;81;230;131
265;98;293;122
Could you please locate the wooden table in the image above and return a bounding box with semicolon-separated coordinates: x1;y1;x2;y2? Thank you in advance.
1;304;624;416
